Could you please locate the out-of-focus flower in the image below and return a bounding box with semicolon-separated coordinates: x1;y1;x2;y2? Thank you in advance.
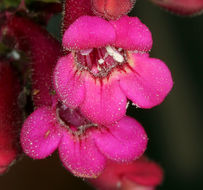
89;156;163;190
54;15;173;125
150;0;203;16
1;14;61;107
0;62;22;174
20;104;148;178
92;0;136;19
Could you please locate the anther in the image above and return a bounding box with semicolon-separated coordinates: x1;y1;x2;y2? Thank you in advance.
80;48;93;55
106;46;124;63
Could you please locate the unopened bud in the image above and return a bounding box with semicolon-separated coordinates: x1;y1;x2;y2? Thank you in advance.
151;0;203;16
92;0;136;19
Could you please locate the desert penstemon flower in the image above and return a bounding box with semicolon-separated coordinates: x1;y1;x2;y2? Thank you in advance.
54;15;173;125
21;103;147;178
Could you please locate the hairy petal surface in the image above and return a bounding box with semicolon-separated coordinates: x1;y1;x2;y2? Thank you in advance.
80;76;127;125
21;107;61;159
58;130;106;178
62;0;93;33
110;16;152;52
92;0;136;19
3;15;61;107
120;54;173;108
94;116;148;162
54;54;85;108
63;16;115;50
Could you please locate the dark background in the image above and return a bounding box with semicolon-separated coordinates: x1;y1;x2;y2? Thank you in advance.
0;0;203;189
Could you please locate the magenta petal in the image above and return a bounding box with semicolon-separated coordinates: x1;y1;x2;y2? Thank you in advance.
54;54;85;108
58;131;106;178
110;16;152;52
20;107;61;159
94;116;148;162
80;77;127;125
63;16;115;50
120;54;173;108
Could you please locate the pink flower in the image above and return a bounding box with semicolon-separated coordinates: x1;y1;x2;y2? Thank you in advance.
54;15;173;125
150;0;203;16
20;104;147;178
89;156;163;190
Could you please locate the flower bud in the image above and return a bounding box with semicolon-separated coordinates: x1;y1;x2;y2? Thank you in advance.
92;0;136;19
151;0;203;16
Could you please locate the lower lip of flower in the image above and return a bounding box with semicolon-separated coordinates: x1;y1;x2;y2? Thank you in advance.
73;46;129;78
56;104;98;136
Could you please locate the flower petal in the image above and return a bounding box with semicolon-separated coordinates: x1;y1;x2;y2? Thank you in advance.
54;54;85;108
80;76;127;125
58;131;106;178
63;16;116;50
120;54;173;108
110;16;152;52
20;107;61;159
94;116;148;162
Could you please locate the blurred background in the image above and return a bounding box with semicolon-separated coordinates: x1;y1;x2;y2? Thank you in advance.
0;0;203;189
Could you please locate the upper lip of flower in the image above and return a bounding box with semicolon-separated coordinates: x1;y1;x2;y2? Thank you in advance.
62;15;153;53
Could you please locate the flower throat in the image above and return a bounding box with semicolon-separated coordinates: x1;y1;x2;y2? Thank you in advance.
74;46;128;78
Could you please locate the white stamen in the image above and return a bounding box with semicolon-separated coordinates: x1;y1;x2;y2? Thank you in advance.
126;101;130;109
61;104;68;110
97;65;101;71
118;48;123;52
80;48;93;55
98;59;104;64
106;46;124;63
8;50;20;60
116;181;122;189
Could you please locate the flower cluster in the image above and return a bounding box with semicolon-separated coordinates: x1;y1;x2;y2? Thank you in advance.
20;7;172;179
3;0;200;189
0;0;202;188
0;0;174;180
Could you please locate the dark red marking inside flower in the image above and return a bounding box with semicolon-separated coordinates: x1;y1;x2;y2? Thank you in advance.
74;47;129;78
